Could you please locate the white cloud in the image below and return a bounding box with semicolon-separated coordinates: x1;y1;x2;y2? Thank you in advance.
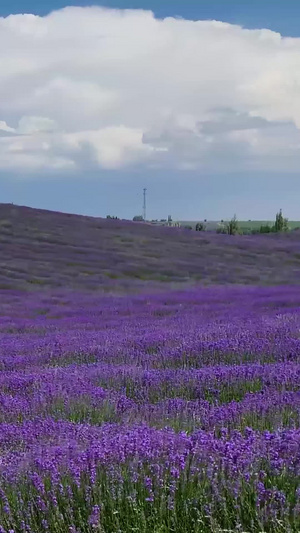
1;6;300;174
17;116;58;134
65;126;154;169
0;121;15;134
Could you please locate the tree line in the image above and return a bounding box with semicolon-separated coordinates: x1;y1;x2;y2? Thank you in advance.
195;209;290;235
108;210;294;236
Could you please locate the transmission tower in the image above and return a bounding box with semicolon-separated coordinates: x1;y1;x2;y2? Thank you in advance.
143;188;147;221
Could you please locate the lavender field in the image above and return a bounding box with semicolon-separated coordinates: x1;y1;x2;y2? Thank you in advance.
0;282;300;532
2;203;300;290
3;0;300;528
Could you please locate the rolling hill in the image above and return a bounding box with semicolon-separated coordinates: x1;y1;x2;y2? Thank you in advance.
0;203;300;290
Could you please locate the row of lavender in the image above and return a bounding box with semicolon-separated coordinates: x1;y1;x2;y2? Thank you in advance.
0;286;300;531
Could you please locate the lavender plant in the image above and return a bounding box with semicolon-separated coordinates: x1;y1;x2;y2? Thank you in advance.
0;286;299;531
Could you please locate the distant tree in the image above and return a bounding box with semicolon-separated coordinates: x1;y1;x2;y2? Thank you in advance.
106;215;119;220
195;222;205;231
225;214;239;235
259;224;271;234
273;209;289;232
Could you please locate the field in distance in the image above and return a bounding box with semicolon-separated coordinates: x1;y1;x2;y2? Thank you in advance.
179;220;300;230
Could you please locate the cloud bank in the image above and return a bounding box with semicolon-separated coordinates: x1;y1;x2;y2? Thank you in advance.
1;6;300;175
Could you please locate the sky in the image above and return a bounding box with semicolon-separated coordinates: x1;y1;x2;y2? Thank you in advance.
1;0;300;221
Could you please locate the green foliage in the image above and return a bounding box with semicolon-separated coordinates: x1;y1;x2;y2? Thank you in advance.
274;209;289;232
225;215;240;235
259;224;272;234
2;464;300;533
133;215;144;222
257;210;289;234
216;216;240;235
219;211;290;236
195;222;205;231
106;215;119;220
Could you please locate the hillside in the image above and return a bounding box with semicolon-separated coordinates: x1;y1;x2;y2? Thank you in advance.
0;203;300;290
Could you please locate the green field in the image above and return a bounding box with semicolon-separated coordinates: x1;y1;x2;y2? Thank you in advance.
239;220;300;230
179;220;300;231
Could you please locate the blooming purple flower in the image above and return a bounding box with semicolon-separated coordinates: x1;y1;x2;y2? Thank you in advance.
0;286;299;530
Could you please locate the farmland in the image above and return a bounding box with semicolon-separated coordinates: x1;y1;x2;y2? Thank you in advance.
0;205;300;532
179;220;300;232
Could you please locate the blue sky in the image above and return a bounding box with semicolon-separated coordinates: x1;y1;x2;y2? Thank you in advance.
1;0;300;221
2;171;300;222
2;0;300;37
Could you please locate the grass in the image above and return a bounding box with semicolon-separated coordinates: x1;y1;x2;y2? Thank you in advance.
2;459;299;533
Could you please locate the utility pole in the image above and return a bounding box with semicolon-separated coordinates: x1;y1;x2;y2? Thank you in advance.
143;188;147;221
